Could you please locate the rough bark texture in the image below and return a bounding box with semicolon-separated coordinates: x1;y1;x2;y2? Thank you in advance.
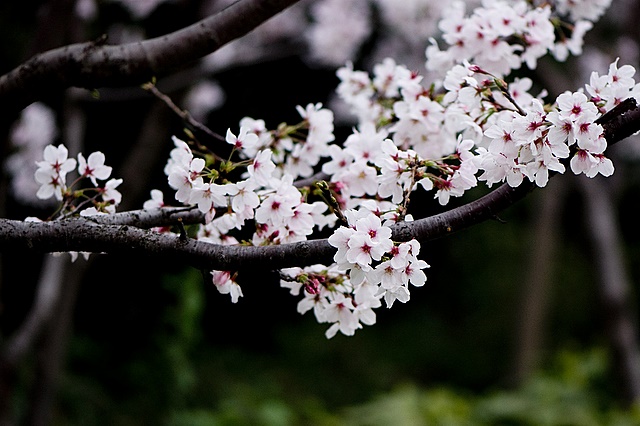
0;0;302;113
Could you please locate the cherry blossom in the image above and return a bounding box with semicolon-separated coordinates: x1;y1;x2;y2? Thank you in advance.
143;189;166;210
167;157;205;204
78;151;112;186
226;126;259;152
247;149;276;186
34;144;77;201
227;179;260;222
101;178;123;212
211;270;243;304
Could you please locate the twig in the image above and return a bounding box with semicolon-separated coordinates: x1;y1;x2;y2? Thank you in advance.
142;80;225;146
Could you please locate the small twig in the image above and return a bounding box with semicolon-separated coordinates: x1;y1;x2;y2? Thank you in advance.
313;180;348;226
278;270;298;281
142;80;225;144
495;78;526;116
398;156;420;221
176;218;188;241
492;215;507;224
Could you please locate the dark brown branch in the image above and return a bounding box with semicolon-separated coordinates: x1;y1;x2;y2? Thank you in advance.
1;101;640;271
0;0;302;113
0;218;335;270
85;206;204;227
0;184;525;269
392;181;533;242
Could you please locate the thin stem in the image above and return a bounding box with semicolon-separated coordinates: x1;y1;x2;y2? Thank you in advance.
143;81;226;159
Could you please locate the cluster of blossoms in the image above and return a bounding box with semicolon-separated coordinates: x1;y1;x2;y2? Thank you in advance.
425;0;611;78
33;144;122;217
235;103;336;180
155;113;339;310
25;144;122;261
281;207;429;338
18;0;638;338
148;52;638;337
149;100;432;338
280;208;428;338
162;103;337;238
335;53;640;206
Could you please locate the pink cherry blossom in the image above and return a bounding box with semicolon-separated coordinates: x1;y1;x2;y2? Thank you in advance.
211;270;243;303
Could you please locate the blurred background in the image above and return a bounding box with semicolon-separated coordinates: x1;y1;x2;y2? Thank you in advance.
3;0;640;424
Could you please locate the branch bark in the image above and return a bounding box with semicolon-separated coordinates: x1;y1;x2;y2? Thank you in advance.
0;0;302;113
2;102;640;272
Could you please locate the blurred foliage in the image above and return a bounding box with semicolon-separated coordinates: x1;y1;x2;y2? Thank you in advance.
55;274;640;426
336;348;640;426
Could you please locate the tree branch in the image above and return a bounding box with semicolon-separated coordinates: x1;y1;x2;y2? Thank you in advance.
2;84;640;273
0;217;335;270
0;177;601;270
0;0;302;113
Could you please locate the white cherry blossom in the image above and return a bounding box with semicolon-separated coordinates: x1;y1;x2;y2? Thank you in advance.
78;152;112;186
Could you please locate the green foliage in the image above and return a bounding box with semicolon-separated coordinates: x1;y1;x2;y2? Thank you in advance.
55;268;205;425
162;348;640;426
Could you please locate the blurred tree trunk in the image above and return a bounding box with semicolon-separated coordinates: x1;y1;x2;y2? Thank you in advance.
509;178;566;385
25;260;88;426
0;255;69;426
582;176;640;405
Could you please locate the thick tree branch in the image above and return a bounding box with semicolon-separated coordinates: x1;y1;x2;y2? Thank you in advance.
1;100;640;272
0;0;302;113
0;217;335;270
0;183;530;271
